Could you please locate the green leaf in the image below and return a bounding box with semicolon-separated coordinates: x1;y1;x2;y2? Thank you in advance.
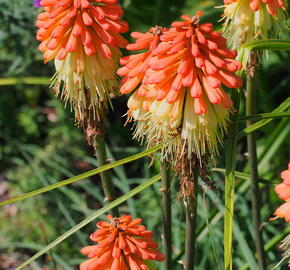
0;144;163;207
0;77;50;86
239;39;290;51
239;112;290;122
15;174;161;270
224;89;241;270
238;98;290;139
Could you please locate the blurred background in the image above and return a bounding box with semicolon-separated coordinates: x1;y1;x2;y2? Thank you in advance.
0;0;289;269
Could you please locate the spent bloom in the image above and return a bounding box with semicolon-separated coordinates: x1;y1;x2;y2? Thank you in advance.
36;0;128;124
222;0;288;65
80;215;165;270
273;163;290;222
118;12;242;161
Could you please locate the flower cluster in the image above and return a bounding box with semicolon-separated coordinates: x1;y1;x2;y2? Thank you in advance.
273;163;290;222
222;0;288;66
80;215;165;269
118;12;242;161
36;0;128;124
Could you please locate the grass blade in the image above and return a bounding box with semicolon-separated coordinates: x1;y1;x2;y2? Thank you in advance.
15;174;161;270
0;77;50;86
239;39;290;51
224;89;241;270
0;144;163;207
239;111;290;122
238;98;290;139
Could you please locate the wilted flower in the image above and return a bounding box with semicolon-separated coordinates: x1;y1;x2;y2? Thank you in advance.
118;12;242;162
222;0;288;66
80;215;165;270
36;0;128;124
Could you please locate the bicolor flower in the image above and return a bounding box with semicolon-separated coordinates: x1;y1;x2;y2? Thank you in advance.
36;0;128;124
222;0;288;66
118;12;242;161
80;215;165;270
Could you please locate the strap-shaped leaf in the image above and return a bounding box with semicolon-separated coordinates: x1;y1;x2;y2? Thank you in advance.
239;39;290;51
0;77;50;86
239;98;290;139
0;144;163;207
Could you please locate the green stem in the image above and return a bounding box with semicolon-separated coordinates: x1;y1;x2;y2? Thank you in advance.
224;88;241;270
246;74;267;270
185;168;198;270
160;161;172;270
94;134;119;217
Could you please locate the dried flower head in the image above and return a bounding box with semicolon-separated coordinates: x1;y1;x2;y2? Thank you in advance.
80;215;165;270
36;0;128;124
222;0;288;66
118;12;242;163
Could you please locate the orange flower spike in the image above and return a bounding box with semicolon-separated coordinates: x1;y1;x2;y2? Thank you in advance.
149;12;242;113
272;163;290;224
120;12;243;161
36;0;128;124
118;26;167;95
80;215;165;270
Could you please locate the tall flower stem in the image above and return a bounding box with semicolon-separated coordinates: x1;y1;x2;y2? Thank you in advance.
185;168;198;270
246;73;267;270
160;161;172;270
224;88;240;270
94;133;119;217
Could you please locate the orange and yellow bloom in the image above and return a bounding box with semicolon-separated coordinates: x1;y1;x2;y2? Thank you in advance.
36;0;128;123
118;12;242;161
224;0;287;16
222;0;288;66
80;215;165;270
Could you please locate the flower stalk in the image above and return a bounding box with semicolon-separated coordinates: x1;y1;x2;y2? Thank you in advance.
246;72;267;269
160;161;172;270
184;168;198;270
94;132;119;217
224;88;241;270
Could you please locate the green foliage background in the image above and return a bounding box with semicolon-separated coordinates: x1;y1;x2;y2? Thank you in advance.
0;0;289;269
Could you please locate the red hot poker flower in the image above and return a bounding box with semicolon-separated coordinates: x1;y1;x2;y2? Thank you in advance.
37;0;128;63
118;13;243;161
273;163;290;223
80;215;165;270
223;0;286;16
36;0;128;124
118;26;167;96
148;12;243;114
